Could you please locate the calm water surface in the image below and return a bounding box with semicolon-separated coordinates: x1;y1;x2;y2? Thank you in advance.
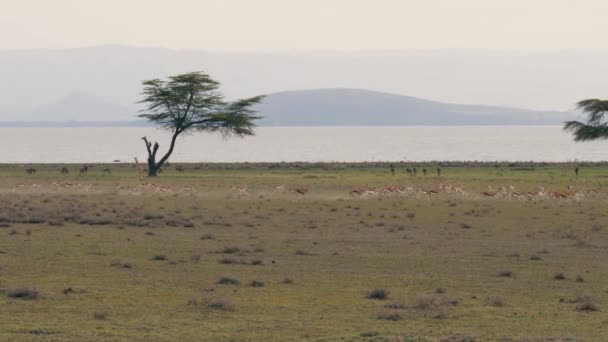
1;126;605;163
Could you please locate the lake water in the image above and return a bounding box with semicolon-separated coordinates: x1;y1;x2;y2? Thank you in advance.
1;126;606;163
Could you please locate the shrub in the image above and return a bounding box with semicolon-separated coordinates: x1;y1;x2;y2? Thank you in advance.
7;287;39;300
151;254;168;261
218;257;245;265
574;295;599;312
486;296;505;307
217;277;240;285
554;272;566;280
249;280;265;287
384;301;406;310
218;246;241;254
498;270;514;278
207;298;235;311
377;310;402;321
413;295;438;310
366;289;389;300
250;258;264;266
110;259;134;269
280;277;294;284
93;306;110;320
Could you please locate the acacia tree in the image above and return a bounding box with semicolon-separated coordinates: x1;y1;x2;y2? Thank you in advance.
138;71;264;176
564;99;608;141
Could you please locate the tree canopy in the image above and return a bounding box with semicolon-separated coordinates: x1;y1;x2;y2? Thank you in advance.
138;71;264;176
564;99;608;141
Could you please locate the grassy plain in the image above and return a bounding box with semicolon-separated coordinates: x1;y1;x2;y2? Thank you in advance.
1;162;608;341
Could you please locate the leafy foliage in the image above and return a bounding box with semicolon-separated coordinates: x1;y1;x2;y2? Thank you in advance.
564;99;608;141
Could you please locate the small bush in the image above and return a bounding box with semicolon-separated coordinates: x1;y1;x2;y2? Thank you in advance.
7;287;39;300
218;246;241;254
413;295;437;310
384;301;406;310
280;277;294;284
574;294;599;312
486;296;505;307
249;280;265;287
93;306;110;320
366;289;389;300
217;277;240;285
576;274;585;283
200;234;214;240
110;259;134;269
218;257;244;265
377;310;401;321
207;298;235;311
250;258;264;266
433;307;449;320
554;272;566;280
151;254;168;261
498;270;514;278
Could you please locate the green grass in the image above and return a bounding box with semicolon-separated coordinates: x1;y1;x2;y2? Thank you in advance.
0;163;607;341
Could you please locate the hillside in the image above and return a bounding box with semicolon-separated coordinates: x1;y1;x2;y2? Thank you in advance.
0;46;606;122
3;88;574;126
255;89;573;126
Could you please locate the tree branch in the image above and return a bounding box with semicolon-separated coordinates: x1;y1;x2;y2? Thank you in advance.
141;137;153;157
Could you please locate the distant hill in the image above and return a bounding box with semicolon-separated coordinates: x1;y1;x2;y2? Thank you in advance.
23;92;135;122
255;89;574;126
1;46;607;122
2;88;575;126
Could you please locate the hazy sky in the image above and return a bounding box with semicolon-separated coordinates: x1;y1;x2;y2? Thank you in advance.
3;0;608;51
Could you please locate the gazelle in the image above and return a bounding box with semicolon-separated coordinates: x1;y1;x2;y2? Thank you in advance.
289;187;309;195
231;186;248;194
134;157;145;180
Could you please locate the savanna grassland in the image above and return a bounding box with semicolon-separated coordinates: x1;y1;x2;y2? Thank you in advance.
1;162;608;341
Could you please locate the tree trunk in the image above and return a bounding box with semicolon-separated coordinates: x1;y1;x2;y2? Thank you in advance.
142;132;179;178
147;163;158;177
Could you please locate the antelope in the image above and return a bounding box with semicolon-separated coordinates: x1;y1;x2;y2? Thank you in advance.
552;185;575;200
79;165;89;174
134;157;145;180
481;186;498;198
422;188;440;197
350;189;366;196
25;167;36;174
384;185;398;193
176;165;184;173
231;186;248;194
273;185;286;193
290;187;309;195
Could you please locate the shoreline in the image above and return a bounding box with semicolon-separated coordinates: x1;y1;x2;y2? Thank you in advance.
1;161;606;168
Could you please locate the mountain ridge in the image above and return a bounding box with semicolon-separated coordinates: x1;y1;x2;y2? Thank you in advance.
3;88;575;126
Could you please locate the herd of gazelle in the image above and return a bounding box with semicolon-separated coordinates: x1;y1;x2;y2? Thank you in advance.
11;180;595;201
18;164;593;200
